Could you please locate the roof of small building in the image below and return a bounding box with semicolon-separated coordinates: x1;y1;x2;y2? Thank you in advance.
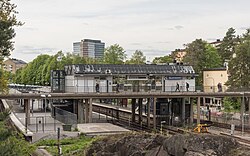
203;67;227;71
65;64;195;76
5;58;27;65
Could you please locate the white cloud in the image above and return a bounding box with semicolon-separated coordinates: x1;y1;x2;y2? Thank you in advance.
11;0;250;62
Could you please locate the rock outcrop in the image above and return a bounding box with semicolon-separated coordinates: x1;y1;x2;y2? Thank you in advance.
86;132;249;156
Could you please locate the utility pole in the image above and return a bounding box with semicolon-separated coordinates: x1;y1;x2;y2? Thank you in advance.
57;127;61;156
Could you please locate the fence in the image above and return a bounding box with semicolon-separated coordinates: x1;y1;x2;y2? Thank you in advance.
194;110;250;130
65;84;196;93
54;107;77;129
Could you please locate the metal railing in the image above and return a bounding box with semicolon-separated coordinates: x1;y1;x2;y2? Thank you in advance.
65;85;196;93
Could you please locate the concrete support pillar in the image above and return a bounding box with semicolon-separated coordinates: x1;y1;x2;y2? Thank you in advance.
131;99;136;123
169;99;172;126
248;97;250;114
197;97;201;125
73;100;77;114
138;98;143;125
248;97;250;126
147;98;150;128
78;100;84;123
182;98;186;126
89;98;92;123
84;99;89;123
190;98;194;124
24;99;30;125
153;97;157;129
30;99;34;116
241;96;245;135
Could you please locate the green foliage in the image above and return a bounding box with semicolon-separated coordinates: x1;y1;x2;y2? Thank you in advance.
36;135;95;156
183;39;222;86
126;50;146;64
0;0;23;61
0;135;35;155
13;51;99;85
0;68;9;93
104;44;126;64
223;97;241;112
218;27;239;62
0;109;10;121
226;29;250;89
0;112;35;155
152;54;173;64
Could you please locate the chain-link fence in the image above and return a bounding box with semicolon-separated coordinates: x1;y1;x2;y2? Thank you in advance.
25;115;61;133
193;110;250;130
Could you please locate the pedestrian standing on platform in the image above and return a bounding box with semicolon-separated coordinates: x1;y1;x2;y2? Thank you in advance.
217;82;222;92
186;82;189;92
116;83;119;93
175;82;180;92
96;83;99;93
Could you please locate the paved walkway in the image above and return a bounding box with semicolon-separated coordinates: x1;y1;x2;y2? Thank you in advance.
77;123;130;136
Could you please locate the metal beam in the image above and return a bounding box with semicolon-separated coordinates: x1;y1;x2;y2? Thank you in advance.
1;92;250;100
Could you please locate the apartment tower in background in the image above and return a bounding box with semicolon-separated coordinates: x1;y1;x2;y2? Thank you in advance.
73;39;105;59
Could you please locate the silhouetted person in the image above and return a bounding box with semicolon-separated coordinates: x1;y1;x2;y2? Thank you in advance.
116;83;119;93
186;82;189;92
175;82;180;92
217;83;222;92
96;83;99;92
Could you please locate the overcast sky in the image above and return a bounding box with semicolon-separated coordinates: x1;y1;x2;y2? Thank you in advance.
11;0;250;63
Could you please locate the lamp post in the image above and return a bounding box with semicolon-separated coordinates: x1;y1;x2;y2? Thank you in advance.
160;121;166;135
41;94;51;124
57;55;62;70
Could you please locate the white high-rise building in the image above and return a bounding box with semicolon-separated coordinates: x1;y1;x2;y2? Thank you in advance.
73;39;105;59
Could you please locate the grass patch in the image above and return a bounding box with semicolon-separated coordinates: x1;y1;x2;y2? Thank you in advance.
35;135;96;156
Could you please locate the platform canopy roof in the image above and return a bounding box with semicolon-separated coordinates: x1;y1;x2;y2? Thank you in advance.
64;64;195;76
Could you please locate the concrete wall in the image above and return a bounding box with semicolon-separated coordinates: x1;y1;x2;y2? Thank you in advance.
65;75;113;93
203;70;228;92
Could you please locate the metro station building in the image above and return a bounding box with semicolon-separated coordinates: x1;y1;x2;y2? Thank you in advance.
52;64;196;93
51;64;196;126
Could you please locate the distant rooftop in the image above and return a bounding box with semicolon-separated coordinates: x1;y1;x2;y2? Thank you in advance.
8;58;27;64
82;39;103;43
12;58;27;64
203;67;227;71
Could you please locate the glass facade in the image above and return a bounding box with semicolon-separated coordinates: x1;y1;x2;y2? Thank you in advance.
51;70;65;93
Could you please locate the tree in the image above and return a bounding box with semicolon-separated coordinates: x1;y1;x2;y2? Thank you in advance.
226;29;250;89
152;54;172;64
126;50;146;64
184;39;222;86
0;69;8;93
0;0;22;92
0;0;23;61
218;27;239;62
104;44;126;64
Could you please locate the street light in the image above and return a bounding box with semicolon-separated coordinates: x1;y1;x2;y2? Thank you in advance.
57;55;62;70
160;121;166;135
41;94;51;124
